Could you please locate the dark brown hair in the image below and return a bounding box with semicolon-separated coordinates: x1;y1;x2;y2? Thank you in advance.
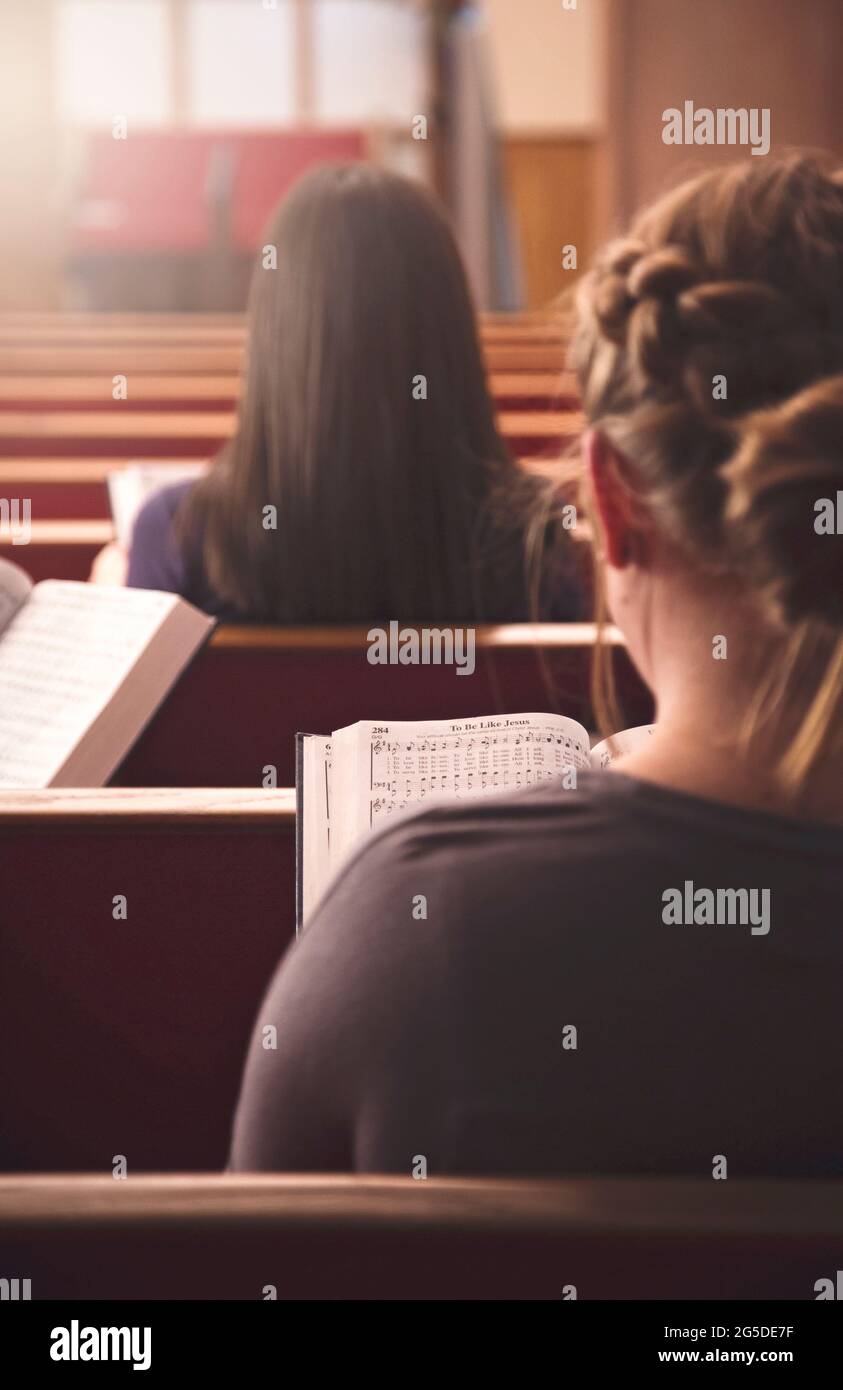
184;163;537;623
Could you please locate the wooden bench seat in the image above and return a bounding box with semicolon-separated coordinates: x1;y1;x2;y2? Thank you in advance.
1;1172;840;1299
0;370;577;413
0;459;121;519
0;343;568;375
3;459;578;574
0;322;564;346
0;789;295;1171
0;519;112;579
0;450;572;524
0;311;564;346
0;408;582;461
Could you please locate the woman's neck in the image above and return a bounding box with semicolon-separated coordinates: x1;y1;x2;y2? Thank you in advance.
611;594;843;825
614;719;843;826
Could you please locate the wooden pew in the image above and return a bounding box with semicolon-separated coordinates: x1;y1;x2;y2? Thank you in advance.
0;375;244;410
0;343;567;374
0;410;237;459
114;624;652;789
0;324;250;345
0;640;650;1172
0;460;119;519
0;312;245;326
0;408;582;460
0;370;578;412
0;322;564;345
0;623;650;784
0;311;246;322
0;311;564;346
0;519;112;580
2;1173;841;1299
0;311;549;320
0;450;568;522
0;789;295;1172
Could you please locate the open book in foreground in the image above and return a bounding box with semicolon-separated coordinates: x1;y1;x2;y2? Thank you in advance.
0;557;214;787
297;713;654;928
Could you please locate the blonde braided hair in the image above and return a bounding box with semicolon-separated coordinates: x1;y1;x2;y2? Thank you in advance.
571;153;843;788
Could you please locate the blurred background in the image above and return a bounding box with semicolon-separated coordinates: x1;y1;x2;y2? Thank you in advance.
1;0;841;314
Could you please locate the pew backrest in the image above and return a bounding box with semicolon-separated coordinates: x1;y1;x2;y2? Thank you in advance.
112;624;653;788
0;343;568;374
0;370;577;411
0;408;582;460
0;789;295;1171
0;449;570;522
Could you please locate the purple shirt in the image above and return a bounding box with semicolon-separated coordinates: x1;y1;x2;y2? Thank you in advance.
126;481;242;621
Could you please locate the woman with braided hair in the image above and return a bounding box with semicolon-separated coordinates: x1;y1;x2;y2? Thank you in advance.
231;154;843;1177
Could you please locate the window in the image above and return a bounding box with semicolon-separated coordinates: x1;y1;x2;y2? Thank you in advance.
55;0;171;126
54;0;430;131
186;0;297;127
313;0;429;125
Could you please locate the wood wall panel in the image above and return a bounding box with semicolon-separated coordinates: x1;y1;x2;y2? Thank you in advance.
502;137;596;310
602;0;843;234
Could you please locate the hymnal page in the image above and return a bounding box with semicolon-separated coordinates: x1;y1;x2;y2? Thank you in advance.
0;557;33;638
329;712;591;882
589;724;655;768
0;581;201;787
108;461;209;548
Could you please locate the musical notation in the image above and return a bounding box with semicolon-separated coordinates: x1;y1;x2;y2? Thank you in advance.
367;720;589;825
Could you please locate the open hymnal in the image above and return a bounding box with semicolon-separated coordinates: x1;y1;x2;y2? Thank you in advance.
296;714;654;927
0;556;214;787
108;461;209;548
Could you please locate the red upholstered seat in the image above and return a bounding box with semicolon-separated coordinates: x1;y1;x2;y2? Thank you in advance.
72;130;369;256
230;130;368;251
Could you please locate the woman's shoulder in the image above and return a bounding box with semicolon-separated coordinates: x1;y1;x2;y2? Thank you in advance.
363;768;843;865
308;773;641;933
309;768;843;947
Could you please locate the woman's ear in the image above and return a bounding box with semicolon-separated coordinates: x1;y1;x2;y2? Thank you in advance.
584;429;646;569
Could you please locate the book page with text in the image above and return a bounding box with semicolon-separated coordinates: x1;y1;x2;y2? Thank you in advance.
0;557;33;639
329;712;591;874
0;581;179;787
